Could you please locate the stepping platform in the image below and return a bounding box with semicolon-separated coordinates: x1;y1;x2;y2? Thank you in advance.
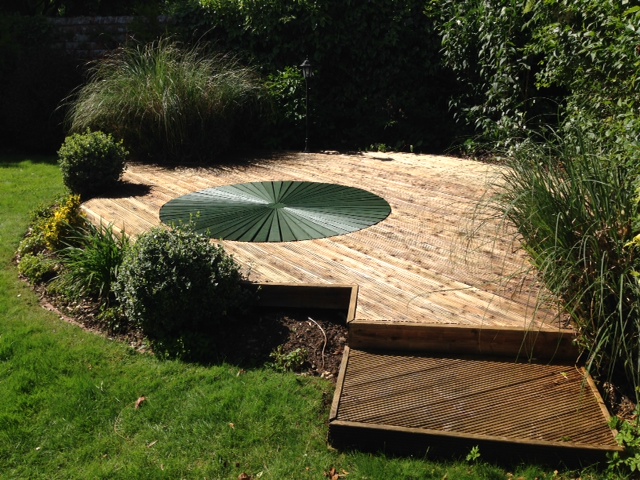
245;282;621;466
330;321;622;467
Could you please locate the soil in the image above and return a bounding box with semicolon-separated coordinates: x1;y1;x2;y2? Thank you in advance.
37;290;348;382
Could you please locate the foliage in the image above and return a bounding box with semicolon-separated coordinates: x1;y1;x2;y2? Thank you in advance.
263;67;306;148
65;38;269;163
525;1;640;149
56;223;130;302
17;252;59;284
0;0;163;16
466;445;481;464
0;157;608;480
269;346;307;373
608;415;640;478
57;130;128;197
15;197;63;258
41;194;85;252
168;0;456;152
429;0;640;152
427;0;539;149
114;225;254;361
495;129;640;400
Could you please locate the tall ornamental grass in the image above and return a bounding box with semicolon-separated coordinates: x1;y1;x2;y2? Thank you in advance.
497;132;640;400
65;39;268;163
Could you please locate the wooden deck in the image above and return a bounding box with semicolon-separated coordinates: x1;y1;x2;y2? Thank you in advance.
82;151;563;329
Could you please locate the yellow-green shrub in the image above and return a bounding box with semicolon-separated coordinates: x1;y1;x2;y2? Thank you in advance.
42;194;85;252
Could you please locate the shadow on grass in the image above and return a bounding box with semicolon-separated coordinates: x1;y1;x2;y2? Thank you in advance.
0;152;58;166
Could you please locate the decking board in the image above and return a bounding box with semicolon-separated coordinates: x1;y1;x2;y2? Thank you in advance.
328;347;621;465
82;151;562;328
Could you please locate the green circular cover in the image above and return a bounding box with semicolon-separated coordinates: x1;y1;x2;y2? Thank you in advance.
159;181;391;242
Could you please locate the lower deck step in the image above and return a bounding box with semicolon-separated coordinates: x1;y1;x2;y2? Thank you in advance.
329;347;621;467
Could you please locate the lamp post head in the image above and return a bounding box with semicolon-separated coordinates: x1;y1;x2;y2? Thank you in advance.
300;58;313;79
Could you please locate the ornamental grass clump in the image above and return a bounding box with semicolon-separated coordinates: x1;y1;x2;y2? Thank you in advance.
56;223;130;303
496;130;640;401
65;38;268;163
114;225;254;361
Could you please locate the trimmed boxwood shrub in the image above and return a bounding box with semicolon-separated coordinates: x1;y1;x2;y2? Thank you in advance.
58;130;127;198
114;225;253;361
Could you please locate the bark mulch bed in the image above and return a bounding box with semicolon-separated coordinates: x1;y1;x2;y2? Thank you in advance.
38;290;348;382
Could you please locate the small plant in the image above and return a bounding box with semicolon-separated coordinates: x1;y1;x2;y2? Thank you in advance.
16;194;67;257
608;415;640;476
58;130;127;197
42;194;85;252
17;252;59;285
56;223;130;302
114;225;254;360
269;346;308;373
465;445;481;463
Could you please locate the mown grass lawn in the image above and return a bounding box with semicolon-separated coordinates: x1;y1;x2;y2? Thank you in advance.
0;155;603;479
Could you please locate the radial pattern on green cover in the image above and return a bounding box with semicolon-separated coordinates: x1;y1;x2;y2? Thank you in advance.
159;181;392;242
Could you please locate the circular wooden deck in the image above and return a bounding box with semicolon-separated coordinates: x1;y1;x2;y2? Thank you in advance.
82;151;563;329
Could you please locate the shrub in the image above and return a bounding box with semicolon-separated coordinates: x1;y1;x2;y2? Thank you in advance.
41;194;85;252
168;0;456;153
114;225;254;360
65;38;268;163
16;195;66;258
17;253;59;285
429;0;640;152
495;129;640;401
56;223;130;302
58;130;128;197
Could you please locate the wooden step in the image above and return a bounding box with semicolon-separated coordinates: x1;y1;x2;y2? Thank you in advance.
329;345;621;467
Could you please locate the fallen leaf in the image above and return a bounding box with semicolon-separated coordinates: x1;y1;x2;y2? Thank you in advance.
229;422;235;429
325;467;340;480
238;474;251;480
135;396;146;409
147;440;157;448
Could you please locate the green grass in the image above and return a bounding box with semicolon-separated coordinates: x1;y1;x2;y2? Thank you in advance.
0;155;605;479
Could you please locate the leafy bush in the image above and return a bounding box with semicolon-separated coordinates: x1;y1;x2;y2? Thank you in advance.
168;0;456;152
263;67;306;149
608;414;640;477
495;129;640;401
41;194;85;252
56;223;130;302
114;225;254;360
57;130;128;197
526;1;640;149
429;0;640;152
17;253;59;285
65;39;268;163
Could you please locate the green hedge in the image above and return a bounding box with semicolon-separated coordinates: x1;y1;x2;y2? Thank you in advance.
168;0;459;153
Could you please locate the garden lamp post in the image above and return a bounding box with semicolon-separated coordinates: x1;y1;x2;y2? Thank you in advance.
300;58;313;152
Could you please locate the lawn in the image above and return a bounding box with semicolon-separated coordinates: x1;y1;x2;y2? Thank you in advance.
0;155;603;479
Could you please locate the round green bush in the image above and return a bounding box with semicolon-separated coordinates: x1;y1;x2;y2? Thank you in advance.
58;130;128;197
114;226;253;360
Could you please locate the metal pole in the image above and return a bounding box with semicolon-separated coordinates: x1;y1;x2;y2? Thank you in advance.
304;76;309;153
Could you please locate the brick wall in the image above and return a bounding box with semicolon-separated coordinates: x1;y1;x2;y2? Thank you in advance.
48;16;169;59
